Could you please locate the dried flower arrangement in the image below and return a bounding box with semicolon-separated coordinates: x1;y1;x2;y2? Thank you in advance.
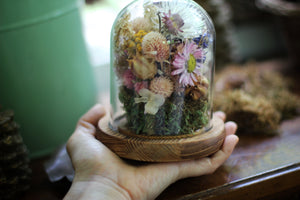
111;0;214;136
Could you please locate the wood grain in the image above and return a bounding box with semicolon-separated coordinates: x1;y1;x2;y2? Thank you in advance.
96;115;225;162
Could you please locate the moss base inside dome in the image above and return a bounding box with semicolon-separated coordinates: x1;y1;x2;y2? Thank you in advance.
119;86;209;136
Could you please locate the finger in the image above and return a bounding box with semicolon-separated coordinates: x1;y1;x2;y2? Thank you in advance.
76;104;106;135
67;104;106;160
209;134;239;170
134;135;239;198
214;111;226;121
78;104;106;127
224;121;238;136
178;134;239;179
146;132;238;179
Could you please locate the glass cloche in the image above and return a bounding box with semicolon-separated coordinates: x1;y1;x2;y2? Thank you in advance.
109;0;215;137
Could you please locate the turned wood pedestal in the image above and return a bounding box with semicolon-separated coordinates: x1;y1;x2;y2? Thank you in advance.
96;115;225;162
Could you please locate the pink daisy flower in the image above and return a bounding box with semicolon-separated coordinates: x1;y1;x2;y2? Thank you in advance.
171;40;204;86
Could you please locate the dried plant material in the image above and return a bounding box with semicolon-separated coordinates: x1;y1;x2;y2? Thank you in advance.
215;90;281;134
149;77;174;98
214;62;300;134
129;56;157;80
112;0;214;136
142;31;170;62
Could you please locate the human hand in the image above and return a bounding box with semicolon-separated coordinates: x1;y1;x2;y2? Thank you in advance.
64;104;238;200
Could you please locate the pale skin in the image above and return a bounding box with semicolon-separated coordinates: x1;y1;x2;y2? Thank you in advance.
64;104;239;200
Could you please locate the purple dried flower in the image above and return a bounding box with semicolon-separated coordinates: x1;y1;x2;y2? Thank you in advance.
162;10;184;35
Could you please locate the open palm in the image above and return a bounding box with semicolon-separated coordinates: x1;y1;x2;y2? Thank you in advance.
65;104;238;200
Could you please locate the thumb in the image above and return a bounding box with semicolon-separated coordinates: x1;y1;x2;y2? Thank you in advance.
75;104;106;135
67;104;106;158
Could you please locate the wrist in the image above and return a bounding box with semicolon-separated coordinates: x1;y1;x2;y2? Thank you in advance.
64;175;132;200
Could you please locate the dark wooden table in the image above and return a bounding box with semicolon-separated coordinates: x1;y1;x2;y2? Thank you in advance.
21;60;300;200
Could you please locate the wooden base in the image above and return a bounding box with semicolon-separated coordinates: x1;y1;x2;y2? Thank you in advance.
96;115;225;162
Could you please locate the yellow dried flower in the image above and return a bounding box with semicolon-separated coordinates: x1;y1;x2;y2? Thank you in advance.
136;44;142;52
132;30;148;54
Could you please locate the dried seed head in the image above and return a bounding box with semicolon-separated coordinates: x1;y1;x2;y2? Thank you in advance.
149;76;174;98
142;31;169;62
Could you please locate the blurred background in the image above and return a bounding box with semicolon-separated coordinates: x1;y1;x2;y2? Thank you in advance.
0;0;299;159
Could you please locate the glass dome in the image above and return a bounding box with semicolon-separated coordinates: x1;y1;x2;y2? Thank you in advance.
109;0;215;136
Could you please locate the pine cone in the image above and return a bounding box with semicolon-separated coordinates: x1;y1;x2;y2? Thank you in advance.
0;110;31;200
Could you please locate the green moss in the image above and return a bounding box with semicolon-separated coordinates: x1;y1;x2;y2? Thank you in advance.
181;98;209;134
119;86;209;136
119;86;145;134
